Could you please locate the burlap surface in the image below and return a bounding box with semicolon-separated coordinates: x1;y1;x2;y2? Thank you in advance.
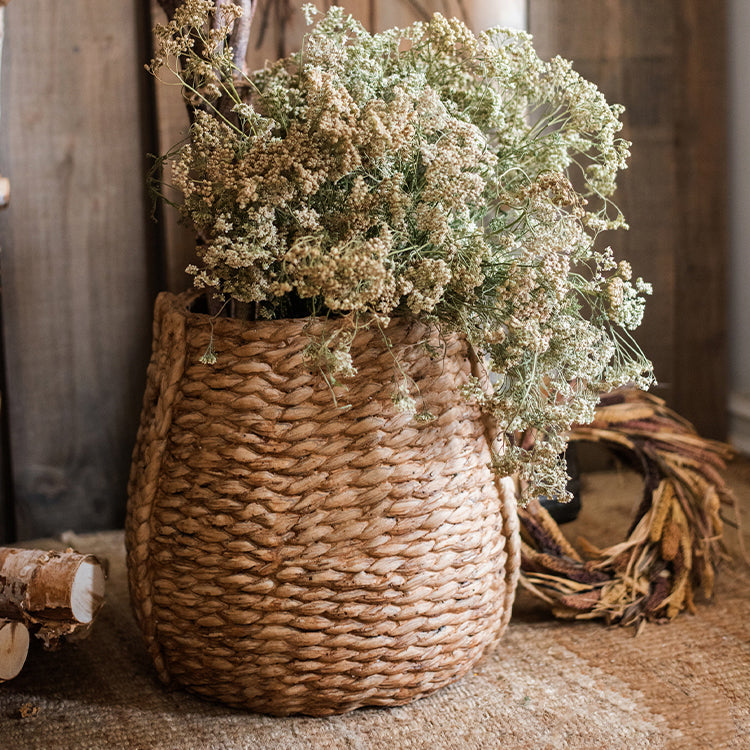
1;463;749;750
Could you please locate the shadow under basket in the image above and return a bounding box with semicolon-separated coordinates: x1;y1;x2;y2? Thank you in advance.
125;291;520;716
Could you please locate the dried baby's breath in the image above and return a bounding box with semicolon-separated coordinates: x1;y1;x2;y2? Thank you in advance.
150;0;654;501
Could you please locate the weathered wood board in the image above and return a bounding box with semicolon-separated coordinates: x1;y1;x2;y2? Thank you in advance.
0;0;156;539
0;0;730;541
528;0;727;438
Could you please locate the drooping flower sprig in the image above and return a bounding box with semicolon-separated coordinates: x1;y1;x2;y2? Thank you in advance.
150;0;654;501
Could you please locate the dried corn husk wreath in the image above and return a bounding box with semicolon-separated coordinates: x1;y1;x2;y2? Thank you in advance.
518;388;739;627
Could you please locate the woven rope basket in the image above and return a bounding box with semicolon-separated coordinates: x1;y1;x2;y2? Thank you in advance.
125;291;520;716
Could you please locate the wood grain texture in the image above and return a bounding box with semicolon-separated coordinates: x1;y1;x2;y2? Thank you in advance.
150;1;194;294
528;0;727;438
673;1;728;439
0;4;15;543
0;0;155;538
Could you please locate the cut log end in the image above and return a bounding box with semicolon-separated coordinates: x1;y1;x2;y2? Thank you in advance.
0;176;10;209
0;619;29;682
0;547;106;633
71;559;106;624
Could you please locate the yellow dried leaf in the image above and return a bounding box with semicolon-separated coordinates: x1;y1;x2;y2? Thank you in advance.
570;427;635;451
590;404;655;425
550;606;581;620
705;487;724;538
684;579;697;614
700;552;715;599
517;575;557;605
576;536;604;559
522;571;595;593
521;499;582;561
662;572;688;619
596;580;629;611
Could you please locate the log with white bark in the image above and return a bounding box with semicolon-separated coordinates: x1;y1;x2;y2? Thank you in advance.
0;548;106;646
0;175;9;208
0;618;29;682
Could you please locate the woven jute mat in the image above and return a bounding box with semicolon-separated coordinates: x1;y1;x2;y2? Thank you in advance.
2;462;749;750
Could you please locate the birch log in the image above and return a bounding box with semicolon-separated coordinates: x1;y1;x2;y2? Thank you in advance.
0;548;105;646
0;618;28;682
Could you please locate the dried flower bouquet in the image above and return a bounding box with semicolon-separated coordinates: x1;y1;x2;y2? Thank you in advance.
149;0;653;501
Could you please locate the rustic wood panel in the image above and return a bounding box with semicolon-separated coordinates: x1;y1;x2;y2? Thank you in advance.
150;2;194;294
528;0;728;438
0;4;15;543
0;0;156;539
0;0;727;541
673;1;728;439
0;317;16;543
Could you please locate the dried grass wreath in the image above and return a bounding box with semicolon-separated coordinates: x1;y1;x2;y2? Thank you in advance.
518;388;742;627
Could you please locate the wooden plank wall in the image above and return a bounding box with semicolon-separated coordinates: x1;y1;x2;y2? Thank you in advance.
528;0;728;439
0;0;157;540
0;0;729;540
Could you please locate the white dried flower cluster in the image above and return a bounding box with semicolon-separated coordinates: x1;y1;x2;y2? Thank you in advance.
149;0;654;502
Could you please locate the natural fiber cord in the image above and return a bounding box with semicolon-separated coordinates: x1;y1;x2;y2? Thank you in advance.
518;389;738;627
125;291;520;716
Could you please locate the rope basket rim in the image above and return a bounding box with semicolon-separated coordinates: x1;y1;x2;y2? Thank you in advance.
169;289;434;339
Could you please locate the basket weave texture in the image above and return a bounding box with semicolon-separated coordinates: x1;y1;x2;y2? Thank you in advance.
125;291;520;716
